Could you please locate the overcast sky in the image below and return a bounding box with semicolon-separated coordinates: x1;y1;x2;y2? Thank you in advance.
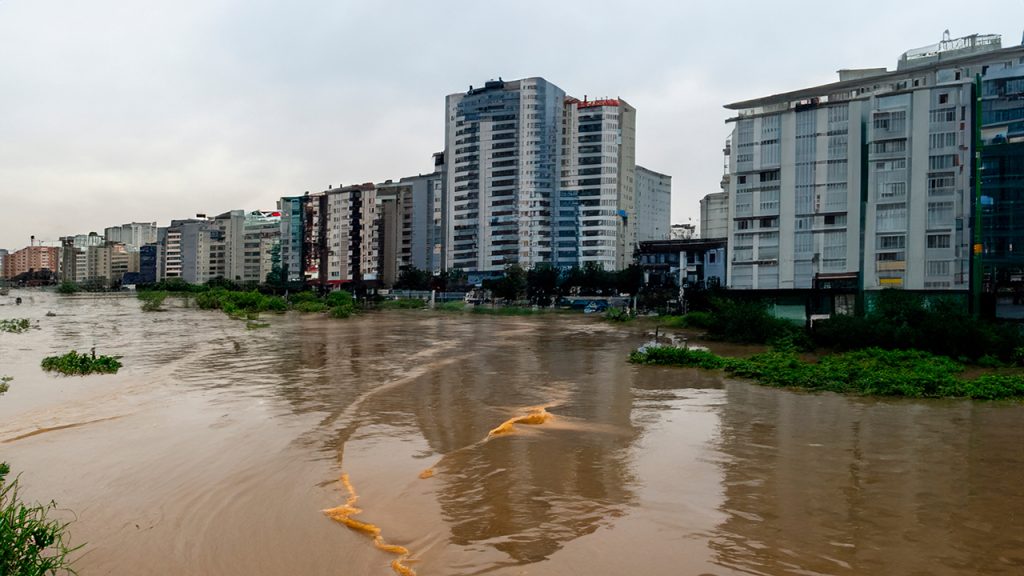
1;1;1022;249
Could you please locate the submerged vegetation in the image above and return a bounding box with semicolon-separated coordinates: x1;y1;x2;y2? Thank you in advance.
41;350;122;376
0;376;10;396
0;319;30;333
630;345;1024;400
0;462;79;576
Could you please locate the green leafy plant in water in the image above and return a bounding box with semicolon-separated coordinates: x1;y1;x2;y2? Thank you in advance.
630;345;1024;400
0;319;30;333
0;461;80;576
41;351;122;376
0;376;10;396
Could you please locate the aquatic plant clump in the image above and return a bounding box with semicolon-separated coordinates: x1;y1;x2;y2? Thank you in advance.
0;376;10;396
630;345;1024;400
0;462;80;576
0;319;30;333
41;351;122;376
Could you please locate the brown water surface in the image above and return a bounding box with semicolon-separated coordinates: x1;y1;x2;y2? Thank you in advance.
0;290;1022;575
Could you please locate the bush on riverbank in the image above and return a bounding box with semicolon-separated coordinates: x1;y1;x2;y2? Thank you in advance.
56;281;79;294
812;291;1023;363
137;291;167;312
0;462;79;576
41;350;122;376
379;298;427;310
0;319;30;333
470;305;539;316
630;345;1024;400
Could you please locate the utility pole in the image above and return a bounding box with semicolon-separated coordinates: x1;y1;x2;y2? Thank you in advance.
973;74;983;317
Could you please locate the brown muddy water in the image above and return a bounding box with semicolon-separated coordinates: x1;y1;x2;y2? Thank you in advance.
1;290;1022;575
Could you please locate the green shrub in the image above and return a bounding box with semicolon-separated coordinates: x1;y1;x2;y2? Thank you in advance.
630;345;1021;399
604;307;633;322
380;298;426;310
0;376;10;396
706;298;799;344
682;311;714;329
137;291;167;312
293;301;328;313
0;319;30;334
629;346;726;369
41;350;122;376
0;462;79;576
56;281;79;294
438;301;466;312
470;306;537;316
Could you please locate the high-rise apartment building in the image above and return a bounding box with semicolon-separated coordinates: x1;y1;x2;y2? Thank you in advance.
444;78;565;275
700;192;729;240
4;245;60;279
104;222;157;249
444;79;646;276
723;32;1018;307
242;211;281;285
559;98;638;270
635;166;671;243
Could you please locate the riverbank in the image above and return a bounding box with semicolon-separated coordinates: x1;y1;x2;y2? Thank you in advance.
630;345;1024;400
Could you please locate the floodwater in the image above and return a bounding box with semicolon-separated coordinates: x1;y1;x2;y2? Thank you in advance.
1;290;1022;576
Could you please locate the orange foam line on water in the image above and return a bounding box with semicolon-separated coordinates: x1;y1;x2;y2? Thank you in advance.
487;407;552;437
323;473;417;576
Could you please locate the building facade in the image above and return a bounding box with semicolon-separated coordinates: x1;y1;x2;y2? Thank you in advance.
4;245;60;279
444;78;566;274
635;166;672;243
724;32;1019;308
700;192;729;240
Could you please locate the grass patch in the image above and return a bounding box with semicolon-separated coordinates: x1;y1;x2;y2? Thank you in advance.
292;301;328;313
470;306;538;316
437;301;466;312
0;319;30;333
380;298;427;310
630;345;1024;400
41;350;122;376
245;321;271;330
0;462;79;576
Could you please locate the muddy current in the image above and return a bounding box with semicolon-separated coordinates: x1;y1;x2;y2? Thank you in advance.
0;291;1022;575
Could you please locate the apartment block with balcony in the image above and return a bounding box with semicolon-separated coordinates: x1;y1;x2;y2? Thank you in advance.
559;97;638;270
444;78;565;276
635;166;671;243
723;32;1024;313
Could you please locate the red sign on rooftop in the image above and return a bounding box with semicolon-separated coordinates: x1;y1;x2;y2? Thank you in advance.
576;98;620;109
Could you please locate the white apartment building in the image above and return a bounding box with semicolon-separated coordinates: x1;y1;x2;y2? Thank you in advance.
700;192;729;240
635;165;671;243
445;78;565;274
559;98;638;270
724;32;1013;293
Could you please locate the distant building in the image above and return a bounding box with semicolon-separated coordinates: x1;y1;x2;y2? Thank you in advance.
5;245;60;280
278;196;305;284
444;78;566;274
636;238;727;289
242;211;281;285
700;192;729;240
560;97;638;271
635;166;672;242
0;249;7;279
670;224;696;240
104;222;157;249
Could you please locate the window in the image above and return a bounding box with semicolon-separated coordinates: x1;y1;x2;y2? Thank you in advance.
929;132;958;149
708;252;716;264
929;155;957;170
927;234;951;249
877;204;907;232
878;235;906;250
824;214;847;226
760;217;778;229
927;201;955;227
927;260;951;276
939;93;949;104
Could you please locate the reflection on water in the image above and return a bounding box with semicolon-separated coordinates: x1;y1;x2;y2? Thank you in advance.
1;291;1023;575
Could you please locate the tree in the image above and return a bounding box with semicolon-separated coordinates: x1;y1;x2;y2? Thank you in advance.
395;266;431;290
491;263;526;302
527;264;560;306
